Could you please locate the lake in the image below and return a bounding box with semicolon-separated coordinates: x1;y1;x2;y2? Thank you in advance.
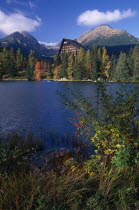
0;81;136;150
0;81;97;138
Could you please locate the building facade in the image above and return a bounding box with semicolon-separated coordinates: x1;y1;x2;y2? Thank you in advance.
58;38;86;57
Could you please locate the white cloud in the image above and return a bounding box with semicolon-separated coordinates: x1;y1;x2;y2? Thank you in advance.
39;41;59;47
29;1;37;8
77;9;136;26
0;10;41;35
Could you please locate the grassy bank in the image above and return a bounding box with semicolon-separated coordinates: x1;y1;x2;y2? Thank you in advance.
1;130;139;209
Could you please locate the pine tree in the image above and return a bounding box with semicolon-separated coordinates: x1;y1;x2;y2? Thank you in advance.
0;55;3;79
132;46;139;80
73;61;81;80
127;56;134;79
67;54;74;80
9;48;16;77
54;54;61;67
16;48;23;72
96;48;102;78
27;50;36;80
76;48;85;79
109;55;116;80
90;46;98;80
85;50;92;79
114;52;129;81
2;48;9;75
60;54;68;78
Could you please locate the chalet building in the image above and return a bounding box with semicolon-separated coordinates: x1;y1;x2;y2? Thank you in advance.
58;38;86;57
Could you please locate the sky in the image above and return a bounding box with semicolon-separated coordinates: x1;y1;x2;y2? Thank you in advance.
0;0;139;45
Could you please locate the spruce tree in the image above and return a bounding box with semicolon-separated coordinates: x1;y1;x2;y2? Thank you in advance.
9;48;16;77
2;48;9;75
96;48;102;78
109;55;116;80
0;56;3;79
76;48;85;79
16;48;23;72
132;46;139;81
27;50;36;80
60;54;68;78
85;50;92;79
114;52;129;82
54;54;61;67
67;54;74;80
91;46;98;80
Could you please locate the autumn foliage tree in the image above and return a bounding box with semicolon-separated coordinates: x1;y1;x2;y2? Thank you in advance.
54;65;62;80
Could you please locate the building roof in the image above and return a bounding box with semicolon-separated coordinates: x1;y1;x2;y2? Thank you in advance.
58;38;87;55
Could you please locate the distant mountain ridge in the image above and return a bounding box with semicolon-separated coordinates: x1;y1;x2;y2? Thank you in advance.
77;25;139;47
0;31;57;57
0;25;139;58
39;41;60;50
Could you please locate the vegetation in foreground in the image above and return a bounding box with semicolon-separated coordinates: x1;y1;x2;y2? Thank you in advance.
1;83;139;209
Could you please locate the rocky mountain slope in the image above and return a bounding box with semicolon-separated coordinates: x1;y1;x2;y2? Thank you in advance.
77;25;139;47
0;31;57;57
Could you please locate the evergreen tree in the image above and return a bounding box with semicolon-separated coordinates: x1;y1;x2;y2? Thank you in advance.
90;46;98;80
85;50;92;79
127;55;134;78
1;48;9;75
96;48;102;78
73;61;81;80
60;54;68;78
9;48;16;77
54;54;61;67
16;48;23;72
67;54;74;80
27;50;36;80
132;46;139;80
43;61;47;71
109;55;116;80
0;56;3;79
114;52;129;81
76;48;85;79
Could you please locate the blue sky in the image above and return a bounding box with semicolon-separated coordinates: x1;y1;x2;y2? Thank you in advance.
0;0;139;45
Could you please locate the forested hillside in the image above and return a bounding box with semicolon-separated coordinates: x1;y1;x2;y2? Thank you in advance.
0;45;139;82
53;46;139;82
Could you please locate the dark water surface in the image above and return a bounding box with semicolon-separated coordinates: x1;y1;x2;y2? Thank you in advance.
0;81;97;137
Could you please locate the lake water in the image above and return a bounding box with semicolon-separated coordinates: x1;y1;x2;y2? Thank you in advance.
0;81;136;150
0;81;97;138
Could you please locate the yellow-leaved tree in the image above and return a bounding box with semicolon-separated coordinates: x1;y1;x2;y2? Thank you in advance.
53;65;62;80
101;47;110;79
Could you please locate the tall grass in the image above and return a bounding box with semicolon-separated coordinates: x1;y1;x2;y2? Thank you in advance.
1;132;139;210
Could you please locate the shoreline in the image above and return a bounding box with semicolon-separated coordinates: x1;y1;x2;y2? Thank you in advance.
0;78;138;82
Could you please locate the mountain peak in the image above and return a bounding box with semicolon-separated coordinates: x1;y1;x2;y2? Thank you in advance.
77;25;139;46
97;24;112;28
20;31;37;40
0;31;57;57
20;31;30;36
